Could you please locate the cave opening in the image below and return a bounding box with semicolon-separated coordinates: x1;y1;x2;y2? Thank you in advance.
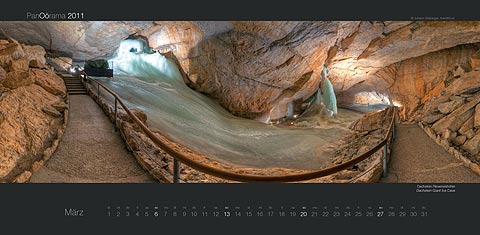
342;91;393;113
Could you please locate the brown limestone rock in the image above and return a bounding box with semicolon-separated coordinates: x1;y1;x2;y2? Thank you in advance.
422;113;445;124
0;112;4;125
453;135;467;146
438;98;465;114
0;39;25;68
119;109;148;124
448;70;480;95
52;101;68;112
133;109;148;124
462;132;480;155
470;163;480;176
31;68;67;96
1;71;34;89
5;58;29;72
0;66;5;82
42;106;62;118
49;57;73;71
465;129;476;139
375;44;479;120
22;44;46;66
13;171;31;183
432;109;474;134
432;95;480;134
0;85;63;179
31;160;44;172
442;129;457;141
351;108;392;131
29;59;47;69
470;50;480;70
458;116;474;135
475;104;480;127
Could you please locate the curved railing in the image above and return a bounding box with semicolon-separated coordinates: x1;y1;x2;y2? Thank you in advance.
83;74;396;183
46;51;396;183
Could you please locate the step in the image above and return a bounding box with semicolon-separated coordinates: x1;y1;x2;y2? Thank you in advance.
68;91;88;95
67;88;86;91
65;84;84;86
67;89;86;91
67;89;87;92
64;82;84;85
66;86;85;89
64;82;83;84
67;88;85;90
68;89;87;91
63;74;87;96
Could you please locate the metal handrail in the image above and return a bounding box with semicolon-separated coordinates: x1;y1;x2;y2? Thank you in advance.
85;76;396;183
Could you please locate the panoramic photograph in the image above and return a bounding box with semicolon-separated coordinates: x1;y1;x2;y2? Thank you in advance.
1;21;480;183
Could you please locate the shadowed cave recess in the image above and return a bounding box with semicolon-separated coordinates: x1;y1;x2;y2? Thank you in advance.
1;21;480;183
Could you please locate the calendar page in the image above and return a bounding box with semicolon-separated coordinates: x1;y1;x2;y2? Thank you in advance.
0;0;479;234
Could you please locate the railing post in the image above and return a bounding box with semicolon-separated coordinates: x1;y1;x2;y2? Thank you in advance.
392;123;396;142
114;97;118;133
173;159;180;183
382;144;388;177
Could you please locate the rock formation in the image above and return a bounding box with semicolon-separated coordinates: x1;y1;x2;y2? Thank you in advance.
0;38;67;182
0;21;154;59
415;51;480;166
2;21;478;182
3;21;480;120
144;21;480;119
